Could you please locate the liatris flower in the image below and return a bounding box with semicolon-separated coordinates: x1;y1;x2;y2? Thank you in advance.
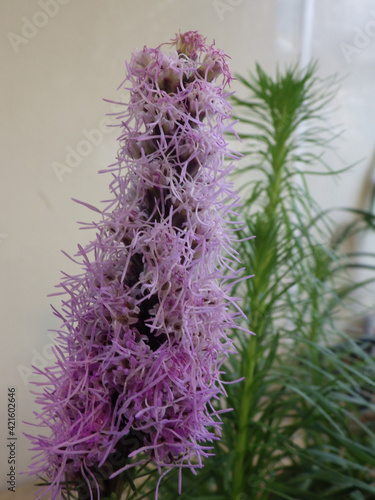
27;31;249;499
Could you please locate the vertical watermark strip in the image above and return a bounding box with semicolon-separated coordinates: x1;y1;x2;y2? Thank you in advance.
5;387;17;493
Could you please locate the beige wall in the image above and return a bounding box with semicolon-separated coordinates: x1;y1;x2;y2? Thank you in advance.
0;0;374;492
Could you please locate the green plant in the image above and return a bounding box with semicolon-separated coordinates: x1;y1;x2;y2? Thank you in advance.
148;63;375;499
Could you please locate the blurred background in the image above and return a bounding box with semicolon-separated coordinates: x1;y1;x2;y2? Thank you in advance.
1;0;374;494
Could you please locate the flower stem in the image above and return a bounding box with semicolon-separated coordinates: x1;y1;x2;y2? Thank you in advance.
231;132;286;498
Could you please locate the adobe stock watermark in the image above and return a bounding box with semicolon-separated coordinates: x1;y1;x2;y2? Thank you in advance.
156;0;179;12
7;0;71;55
340;11;375;63
52;118;113;182
17;333;56;386
213;0;243;22
0;233;9;244
234;460;277;500
52;92;127;183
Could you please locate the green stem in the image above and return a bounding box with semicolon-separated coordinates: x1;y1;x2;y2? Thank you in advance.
231;327;257;498
231;137;287;499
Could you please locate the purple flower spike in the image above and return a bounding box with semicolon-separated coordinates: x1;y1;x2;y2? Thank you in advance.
27;32;249;499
